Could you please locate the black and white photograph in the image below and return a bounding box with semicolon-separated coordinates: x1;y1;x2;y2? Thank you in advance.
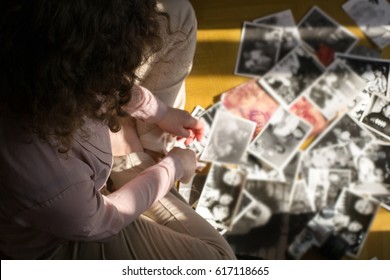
189;102;222;156
178;173;208;209
226;180;293;259
238;152;285;182
254;9;301;61
298;6;358;65
235;22;283;77
308;113;375;153
200;109;256;164
336;53;390;99
259;45;325;107
308;169;352;211
334;188;380;257
343;0;390;49
289;180;316;214
353;143;390;195
196;164;246;230
361;94;390;139
305;59;366;120
249;108;312;170
301;145;357;186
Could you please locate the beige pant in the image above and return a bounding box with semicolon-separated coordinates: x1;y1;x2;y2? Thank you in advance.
45;0;236;260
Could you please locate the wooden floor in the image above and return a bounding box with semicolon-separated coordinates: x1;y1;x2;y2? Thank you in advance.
186;0;390;259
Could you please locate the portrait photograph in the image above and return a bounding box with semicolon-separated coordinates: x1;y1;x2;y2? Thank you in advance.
235;22;283;77
196;164;247;230
200;109;256;164
249;108;312;170
254;9;301;61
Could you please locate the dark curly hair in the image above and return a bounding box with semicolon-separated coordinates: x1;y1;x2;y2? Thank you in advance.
0;0;165;152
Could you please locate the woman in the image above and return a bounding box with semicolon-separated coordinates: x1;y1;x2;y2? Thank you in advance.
0;0;236;260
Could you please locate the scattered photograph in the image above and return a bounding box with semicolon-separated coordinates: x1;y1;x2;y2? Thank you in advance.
334;188;380;257
226;180;293;259
289;96;329;138
249;108;312;170
298;6;358;65
200;110;256;164
336;53;390;99
308;169;351;211
254;9;301;60
238;152;285;182
235;22;283;77
305;59;366;120
189;102;222;156
343;0;390;49
196;164;246;230
353;143;390;195
308;113;375;152
221;79;280;138
259;45;325;107
361;94;390;140
178;173;208;208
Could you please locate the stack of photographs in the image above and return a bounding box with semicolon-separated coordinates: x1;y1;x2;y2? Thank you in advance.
179;3;390;260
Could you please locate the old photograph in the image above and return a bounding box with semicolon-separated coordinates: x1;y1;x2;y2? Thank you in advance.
334;188;380;257
353;143;390;195
196;164;246;230
260;45;325;107
235;22;283;77
298;6;358;65
249;108;312;170
226;180;293;259
361;94;390;140
343;0;390;49
200;109;256;164
336;53;390;99
305;59;366;120
254;9;301;60
221;79;280;138
308;113;374;152
178;173;208;209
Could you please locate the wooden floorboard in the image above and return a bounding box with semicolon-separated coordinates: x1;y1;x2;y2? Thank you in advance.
186;0;390;259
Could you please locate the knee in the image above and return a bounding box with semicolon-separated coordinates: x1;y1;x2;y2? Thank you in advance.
158;0;197;35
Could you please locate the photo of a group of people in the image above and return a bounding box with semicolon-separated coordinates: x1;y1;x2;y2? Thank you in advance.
178;2;390;260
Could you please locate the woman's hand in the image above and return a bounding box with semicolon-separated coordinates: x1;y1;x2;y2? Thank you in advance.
167;147;197;183
157;107;204;146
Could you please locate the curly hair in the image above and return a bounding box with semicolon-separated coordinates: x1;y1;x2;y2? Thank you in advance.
0;0;165;152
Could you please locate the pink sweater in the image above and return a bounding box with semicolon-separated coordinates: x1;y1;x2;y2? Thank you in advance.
0;86;183;259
